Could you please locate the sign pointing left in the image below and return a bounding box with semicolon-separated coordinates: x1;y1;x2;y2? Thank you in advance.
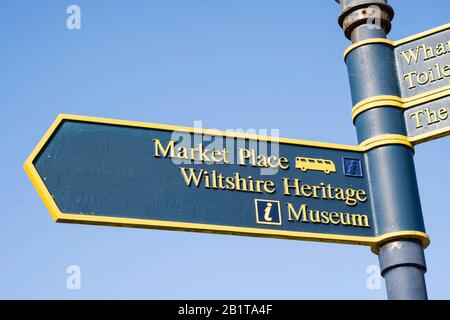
24;114;428;251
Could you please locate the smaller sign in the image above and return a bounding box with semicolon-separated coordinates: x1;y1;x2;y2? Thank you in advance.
404;93;450;144
394;24;450;99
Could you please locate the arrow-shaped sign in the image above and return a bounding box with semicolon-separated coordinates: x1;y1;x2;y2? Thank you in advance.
24;114;429;252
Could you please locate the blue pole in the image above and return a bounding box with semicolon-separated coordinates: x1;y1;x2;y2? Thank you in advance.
335;0;428;300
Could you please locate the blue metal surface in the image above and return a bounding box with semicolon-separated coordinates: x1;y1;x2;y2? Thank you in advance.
346;44;400;105
364;145;425;235
338;0;429;300
355;107;406;142
345;13;425;236
378;239;428;300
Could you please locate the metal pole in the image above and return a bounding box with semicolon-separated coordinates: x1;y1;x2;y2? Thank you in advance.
335;0;428;300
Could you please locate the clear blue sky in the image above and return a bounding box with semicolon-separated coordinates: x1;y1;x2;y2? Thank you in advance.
1;0;449;299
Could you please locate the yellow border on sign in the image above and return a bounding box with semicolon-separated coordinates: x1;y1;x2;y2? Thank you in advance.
23;114;430;253
408;127;450;145
343;23;450;60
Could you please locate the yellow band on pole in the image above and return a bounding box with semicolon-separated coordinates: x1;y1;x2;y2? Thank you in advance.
352;96;403;122
371;231;430;254
344;38;394;60
351;86;450;123
359;134;413;151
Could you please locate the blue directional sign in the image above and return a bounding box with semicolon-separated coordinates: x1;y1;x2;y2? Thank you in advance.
24;114;429;252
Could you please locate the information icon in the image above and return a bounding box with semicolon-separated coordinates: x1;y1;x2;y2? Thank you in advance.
342;158;363;177
254;199;282;226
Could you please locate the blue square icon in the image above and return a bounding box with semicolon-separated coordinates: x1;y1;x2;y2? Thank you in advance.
342;158;363;177
255;199;282;225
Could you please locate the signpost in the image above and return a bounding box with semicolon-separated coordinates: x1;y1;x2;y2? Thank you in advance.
24;1;449;300
336;0;449;300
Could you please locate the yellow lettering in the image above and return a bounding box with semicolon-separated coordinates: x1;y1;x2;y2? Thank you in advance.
287;203;308;222
410;110;425;128
352;214;370;227
179;167;204;187
400;47;420;65
438;107;448;121
153;139;176;158
403;71;417;89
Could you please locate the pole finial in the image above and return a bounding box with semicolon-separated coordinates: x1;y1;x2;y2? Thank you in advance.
337;0;394;41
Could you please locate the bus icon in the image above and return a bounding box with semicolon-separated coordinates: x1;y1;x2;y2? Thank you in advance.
295;157;336;174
